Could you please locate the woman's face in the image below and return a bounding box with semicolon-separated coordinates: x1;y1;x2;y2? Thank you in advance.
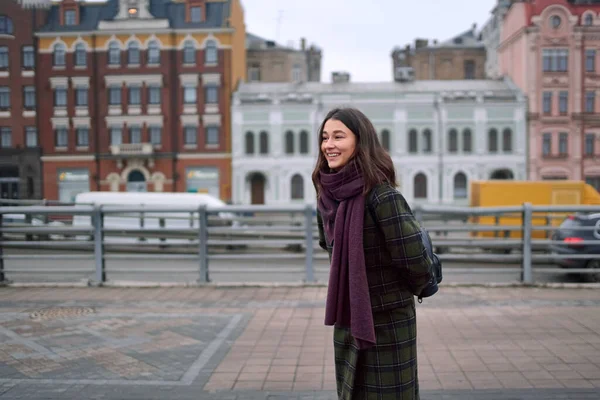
321;119;357;171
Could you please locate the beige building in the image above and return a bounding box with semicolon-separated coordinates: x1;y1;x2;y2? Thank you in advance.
246;33;321;83
391;26;486;81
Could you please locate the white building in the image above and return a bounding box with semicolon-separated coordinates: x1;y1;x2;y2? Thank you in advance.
231;77;527;206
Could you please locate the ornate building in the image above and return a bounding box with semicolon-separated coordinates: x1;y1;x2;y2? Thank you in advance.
36;0;246;202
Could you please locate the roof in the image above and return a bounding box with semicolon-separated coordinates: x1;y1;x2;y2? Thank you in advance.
436;27;484;48
246;32;294;51
39;0;232;33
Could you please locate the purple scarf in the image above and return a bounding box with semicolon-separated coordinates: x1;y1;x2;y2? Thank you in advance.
318;162;376;349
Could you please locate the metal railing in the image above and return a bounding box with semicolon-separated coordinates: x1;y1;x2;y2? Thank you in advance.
0;202;598;285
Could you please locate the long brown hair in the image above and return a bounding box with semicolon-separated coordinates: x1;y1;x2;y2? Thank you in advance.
312;107;397;197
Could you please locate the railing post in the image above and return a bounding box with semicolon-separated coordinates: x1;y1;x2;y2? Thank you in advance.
522;202;533;284
0;213;4;283
304;205;315;283
93;206;106;284
198;205;209;283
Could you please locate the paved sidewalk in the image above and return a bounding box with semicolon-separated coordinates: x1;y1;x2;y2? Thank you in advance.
0;285;599;399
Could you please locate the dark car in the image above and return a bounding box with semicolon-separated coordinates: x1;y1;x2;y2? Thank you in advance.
550;213;600;269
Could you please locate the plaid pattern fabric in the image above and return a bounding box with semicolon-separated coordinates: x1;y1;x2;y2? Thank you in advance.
334;305;419;400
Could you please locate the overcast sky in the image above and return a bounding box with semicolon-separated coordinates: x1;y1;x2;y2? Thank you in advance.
243;0;497;82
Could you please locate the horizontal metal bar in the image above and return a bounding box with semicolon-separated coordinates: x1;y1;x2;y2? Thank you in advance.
209;268;305;273
0;206;95;214
206;239;304;246
0;227;94;234
438;254;523;261
531;205;600;213
531;268;600;274
103;254;199;260
532;254;600;260
2;269;93;273
209;254;307;260
1;254;93;260
0;241;93;248
104;269;199;273
102;228;198;235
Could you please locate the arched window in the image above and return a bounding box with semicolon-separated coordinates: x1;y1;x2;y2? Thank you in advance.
408;129;418;153
448;128;458;152
74;43;86;67
380;129;390;151
453;172;467;199
422;129;432;153
108;41;120;65
53;43;66;66
502;128;512;152
245;131;254;154
585;13;594;26
259;131;269;154
285;130;294;154
147;40;160;65
299;130;309;154
488;128;498;152
291;174;304;200
414;173;427;199
462;128;472;153
183;40;195;64
205;40;218;64
0;16;14;35
128;42;140;65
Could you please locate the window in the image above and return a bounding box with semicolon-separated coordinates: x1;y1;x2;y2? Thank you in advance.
285;130;294;154
74;43;86;67
586;176;600;192
559;132;568;155
205;40;218;64
64;10;76;25
55;127;68;147
414;173;427;199
259;131;268;154
23;86;35;109
75;87;88;106
148;86;161;104
586;49;596;72
422;129;432;153
183;40;195;64
108;41;120;65
0;127;11;148
0;16;14;35
184;85;196;104
128;86;141;105
190;6;202;22
76;128;89;147
550;15;561;29
543;91;552;114
488;128;498;152
462;129;472;153
248;64;260;82
129;126;141;144
299;130;309;154
53;43;66;67
453;172;467;199
184;126;197;145
542;49;568;72
502;128;512;152
109;86;121;105
54;87;67;107
128;42;140;65
585;133;595;156
147;41;160;64
464;60;475;79
559;91;568;114
206;126;219;145
408;129;418;153
292;64;302;82
291;174;304;200
22;46;34;69
205;86;218;104
380;129;390;151
585;13;594;26
245;131;254;154
542;133;552;156
0;87;9;109
110;127;122;145
586;91;596;113
149;126;161;146
0;47;7;69
448;129;458;152
25;127;37;147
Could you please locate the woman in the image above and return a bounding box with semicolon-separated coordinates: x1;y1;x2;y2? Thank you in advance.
312;108;433;400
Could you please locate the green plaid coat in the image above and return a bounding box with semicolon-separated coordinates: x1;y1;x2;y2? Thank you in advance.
317;183;433;400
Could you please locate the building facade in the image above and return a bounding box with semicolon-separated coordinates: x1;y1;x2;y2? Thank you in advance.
231;78;527;206
391;27;487;82
36;0;245;202
499;0;600;190
0;0;49;200
246;33;321;83
480;0;512;79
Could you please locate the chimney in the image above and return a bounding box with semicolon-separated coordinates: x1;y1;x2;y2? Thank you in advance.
301;37;306;51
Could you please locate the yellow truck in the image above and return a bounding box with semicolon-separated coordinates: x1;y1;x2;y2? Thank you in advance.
469;180;600;239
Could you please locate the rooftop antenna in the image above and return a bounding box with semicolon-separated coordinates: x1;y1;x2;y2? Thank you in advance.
275;10;283;42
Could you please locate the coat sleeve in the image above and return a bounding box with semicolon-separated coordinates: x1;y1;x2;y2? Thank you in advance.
372;189;433;295
316;209;327;251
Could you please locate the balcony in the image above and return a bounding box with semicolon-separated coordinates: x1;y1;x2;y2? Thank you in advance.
110;143;154;157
